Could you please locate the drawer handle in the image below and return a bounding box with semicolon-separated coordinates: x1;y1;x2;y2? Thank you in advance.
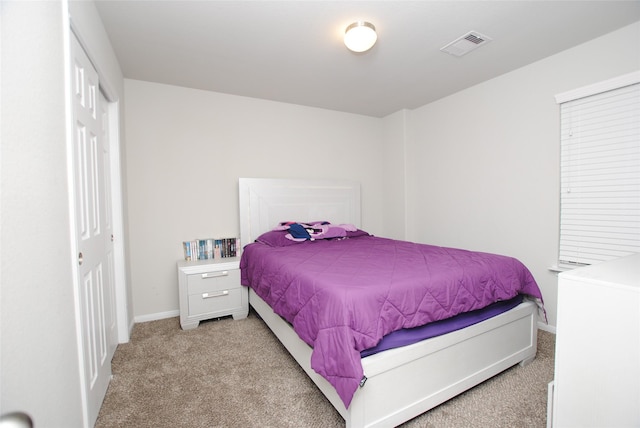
201;271;229;279
202;290;229;299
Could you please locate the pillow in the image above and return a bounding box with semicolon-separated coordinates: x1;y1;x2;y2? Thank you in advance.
255;230;301;247
346;229;370;238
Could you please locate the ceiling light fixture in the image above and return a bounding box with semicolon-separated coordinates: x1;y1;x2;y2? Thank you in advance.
344;21;377;53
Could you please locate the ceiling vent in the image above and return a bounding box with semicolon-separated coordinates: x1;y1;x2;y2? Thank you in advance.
440;31;492;57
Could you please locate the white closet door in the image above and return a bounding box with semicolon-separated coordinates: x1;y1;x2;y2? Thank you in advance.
99;90;118;363
70;32;114;426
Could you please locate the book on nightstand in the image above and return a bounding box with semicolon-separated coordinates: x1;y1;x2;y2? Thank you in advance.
182;237;239;261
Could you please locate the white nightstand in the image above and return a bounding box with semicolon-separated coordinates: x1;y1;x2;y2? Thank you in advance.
177;258;248;330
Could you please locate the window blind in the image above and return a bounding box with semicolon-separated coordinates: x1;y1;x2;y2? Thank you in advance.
558;81;640;266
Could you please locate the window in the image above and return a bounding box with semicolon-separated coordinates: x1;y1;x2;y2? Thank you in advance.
555;72;640;266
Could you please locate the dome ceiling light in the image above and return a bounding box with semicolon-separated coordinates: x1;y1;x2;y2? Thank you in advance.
344;21;377;53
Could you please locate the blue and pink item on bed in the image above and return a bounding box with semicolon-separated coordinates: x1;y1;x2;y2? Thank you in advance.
240;224;544;408
273;221;362;241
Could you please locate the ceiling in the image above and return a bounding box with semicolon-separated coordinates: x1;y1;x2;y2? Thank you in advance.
94;1;640;118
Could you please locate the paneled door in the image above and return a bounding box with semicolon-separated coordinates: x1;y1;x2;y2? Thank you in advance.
99;89;119;364
70;32;115;426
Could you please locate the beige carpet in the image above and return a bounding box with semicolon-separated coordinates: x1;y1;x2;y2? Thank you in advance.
96;312;555;428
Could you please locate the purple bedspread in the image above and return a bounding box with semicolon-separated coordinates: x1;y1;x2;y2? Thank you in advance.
240;235;543;408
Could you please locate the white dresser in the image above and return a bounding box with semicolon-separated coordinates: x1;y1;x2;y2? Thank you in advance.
550;253;640;427
177;258;249;330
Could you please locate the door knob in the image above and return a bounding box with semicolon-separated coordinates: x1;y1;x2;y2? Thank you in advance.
0;412;33;428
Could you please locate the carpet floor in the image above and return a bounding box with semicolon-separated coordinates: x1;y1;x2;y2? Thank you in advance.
95;311;555;428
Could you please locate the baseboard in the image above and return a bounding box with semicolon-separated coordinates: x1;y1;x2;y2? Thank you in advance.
538;321;556;334
134;309;180;324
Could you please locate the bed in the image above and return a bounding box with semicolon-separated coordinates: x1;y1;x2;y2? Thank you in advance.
238;177;543;428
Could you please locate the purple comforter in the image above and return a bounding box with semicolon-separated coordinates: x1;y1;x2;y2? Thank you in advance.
240;235;543;408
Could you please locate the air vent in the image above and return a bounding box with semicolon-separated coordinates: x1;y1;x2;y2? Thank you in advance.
440;31;492;57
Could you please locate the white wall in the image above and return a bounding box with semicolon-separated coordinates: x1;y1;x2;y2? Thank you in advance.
1;0;126;424
404;21;640;328
380;109;409;240
124;80;385;318
1;1;83;425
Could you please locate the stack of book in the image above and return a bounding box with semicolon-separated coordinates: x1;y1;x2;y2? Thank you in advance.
182;237;239;261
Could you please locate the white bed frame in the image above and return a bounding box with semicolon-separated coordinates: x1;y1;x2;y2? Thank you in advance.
239;178;538;428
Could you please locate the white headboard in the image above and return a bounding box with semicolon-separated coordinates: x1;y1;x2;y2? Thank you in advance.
238;178;361;248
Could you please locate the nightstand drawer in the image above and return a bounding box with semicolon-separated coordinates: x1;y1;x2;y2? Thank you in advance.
187;268;240;295
188;287;243;316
